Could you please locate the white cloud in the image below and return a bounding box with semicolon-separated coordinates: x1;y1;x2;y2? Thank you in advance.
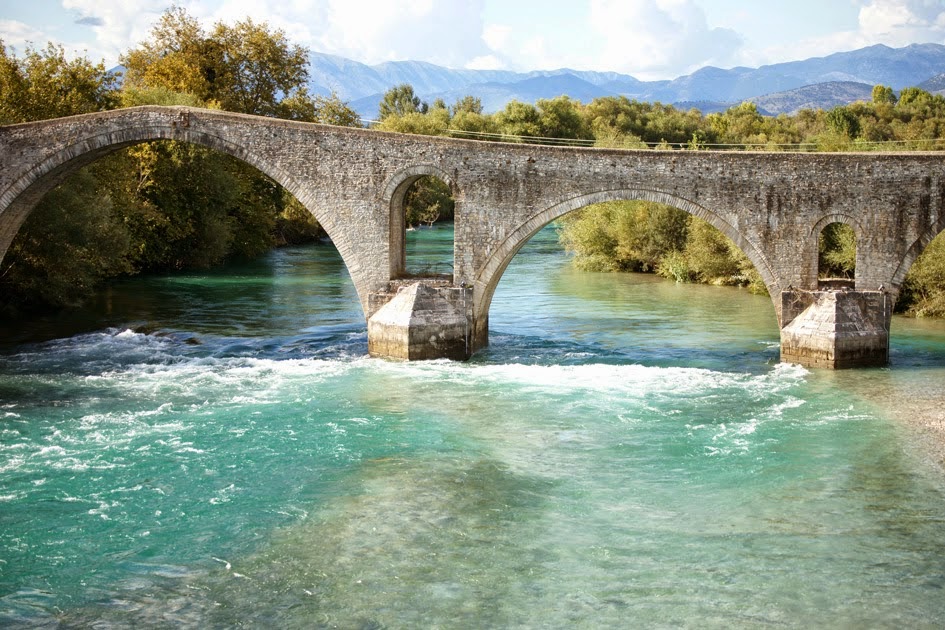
587;0;744;79
313;0;489;67
857;0;945;44
482;24;512;51
61;0;168;63
0;20;46;52
6;0;945;81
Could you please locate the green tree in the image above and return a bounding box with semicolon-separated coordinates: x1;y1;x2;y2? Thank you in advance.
452;95;483;116
826;106;861;139
0;42;125;312
537;95;591;140
558;201;689;272
494;100;542;139
872;84;897;105
122;7;310;118
0;41;118;123
208;18;309;117
0;170;132;313
378;84;427;120
708;102;765;145
899;232;945;317
404;176;454;227
376;111;448;135
117;6;321;271
120;6;214;99
312;92;362;126
818;222;856;278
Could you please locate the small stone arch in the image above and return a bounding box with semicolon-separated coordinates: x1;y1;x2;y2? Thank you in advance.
471;188;780;331
0;107;375;315
381;163;459;279
810;213;863;288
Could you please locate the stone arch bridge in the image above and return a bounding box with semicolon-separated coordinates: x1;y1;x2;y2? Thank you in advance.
2;106;944;368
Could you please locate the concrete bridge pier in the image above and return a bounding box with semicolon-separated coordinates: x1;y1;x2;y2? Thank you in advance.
779;289;892;369
367;280;474;361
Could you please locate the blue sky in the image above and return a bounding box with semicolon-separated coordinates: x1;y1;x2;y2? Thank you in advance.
1;1;944;79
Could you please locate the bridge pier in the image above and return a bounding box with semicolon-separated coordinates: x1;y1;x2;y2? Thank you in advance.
779;289;892;369
367;281;474;361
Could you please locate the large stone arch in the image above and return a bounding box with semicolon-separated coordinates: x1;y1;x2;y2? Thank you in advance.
0;109;374;316
471;188;780;333
380;163;459;279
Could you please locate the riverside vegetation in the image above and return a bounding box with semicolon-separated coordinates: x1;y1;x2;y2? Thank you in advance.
2;6;945;319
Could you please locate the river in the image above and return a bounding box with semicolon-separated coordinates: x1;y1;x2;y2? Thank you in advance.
2;224;945;628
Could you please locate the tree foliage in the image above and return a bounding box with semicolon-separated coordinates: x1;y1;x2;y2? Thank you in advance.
0;41;118;124
378;84;428;120
122;7;309;118
899;232;945;317
0;8;332;314
404;176;454;227
818;222;857;278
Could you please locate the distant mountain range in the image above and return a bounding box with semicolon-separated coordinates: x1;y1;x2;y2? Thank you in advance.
307;43;945;120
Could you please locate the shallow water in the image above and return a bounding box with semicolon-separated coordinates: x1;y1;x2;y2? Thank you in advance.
2;225;945;628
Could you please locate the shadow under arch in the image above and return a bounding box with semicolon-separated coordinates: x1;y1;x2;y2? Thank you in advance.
0;107;372;316
380;163;459;279
471;188;780;334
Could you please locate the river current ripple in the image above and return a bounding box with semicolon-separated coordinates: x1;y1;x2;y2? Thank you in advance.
2;225;945;628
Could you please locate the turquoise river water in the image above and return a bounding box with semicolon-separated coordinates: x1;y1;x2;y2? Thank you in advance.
2;225;945;628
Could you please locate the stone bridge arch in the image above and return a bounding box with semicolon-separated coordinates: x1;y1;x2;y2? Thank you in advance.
890;215;945;291
469;188;780;345
809;213;864;287
381;163;460;279
0;108;374;315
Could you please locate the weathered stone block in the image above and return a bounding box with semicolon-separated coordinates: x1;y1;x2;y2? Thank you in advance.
368;282;472;360
780;290;892;369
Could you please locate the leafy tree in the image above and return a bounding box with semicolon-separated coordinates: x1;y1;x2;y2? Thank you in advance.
405;176;454;227
0;42;124;312
312;93;362;126
818;222;856;278
708;102;765;145
208;18;309;117
872;84;897;105
826;106;861;139
899;232;945;317
537;96;591;140
449;109;497;136
494;100;542;138
0;41;118;124
452;95;483;116
1;170;132;313
378;84;427;120
122;7;309;118
120;7;213;99
683;219;742;282
558;201;689;272
376;111;448;135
